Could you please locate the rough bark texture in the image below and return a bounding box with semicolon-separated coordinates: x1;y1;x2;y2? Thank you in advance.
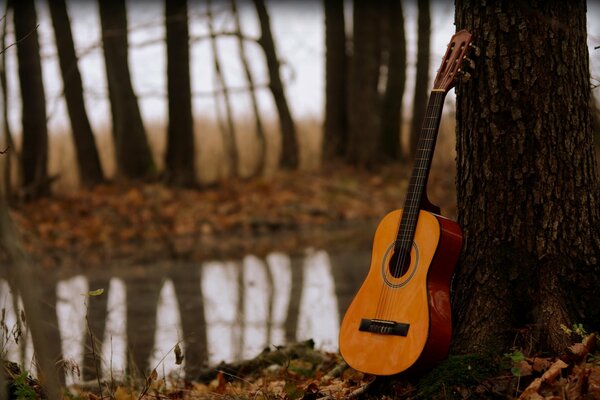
98;0;155;180
13;0;49;199
346;1;383;166
48;0;104;187
409;0;431;157
380;0;406;161
452;0;600;355
254;0;298;169
165;0;195;186
322;0;347;161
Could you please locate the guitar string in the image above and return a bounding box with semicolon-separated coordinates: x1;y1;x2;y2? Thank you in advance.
374;93;442;319
375;92;445;321
385;94;443;319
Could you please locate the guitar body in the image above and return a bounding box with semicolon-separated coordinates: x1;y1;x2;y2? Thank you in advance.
339;209;462;376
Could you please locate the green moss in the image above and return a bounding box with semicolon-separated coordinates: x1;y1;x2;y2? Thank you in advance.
416;354;498;399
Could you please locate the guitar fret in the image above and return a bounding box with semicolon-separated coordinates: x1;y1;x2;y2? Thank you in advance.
395;91;446;246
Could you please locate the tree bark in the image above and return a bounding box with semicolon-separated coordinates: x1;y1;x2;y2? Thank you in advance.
322;0;347;161
165;0;195;186
409;0;431;158
346;1;383;166
48;0;104;187
452;0;600;356
380;0;406;161
98;0;155;180
253;0;299;169
13;0;49;199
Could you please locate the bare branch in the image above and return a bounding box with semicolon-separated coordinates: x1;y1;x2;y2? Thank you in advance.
1;23;39;56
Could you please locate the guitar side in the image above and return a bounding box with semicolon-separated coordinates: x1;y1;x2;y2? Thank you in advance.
339;210;462;376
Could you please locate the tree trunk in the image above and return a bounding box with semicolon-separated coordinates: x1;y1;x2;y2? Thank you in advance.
13;0;49;199
165;0;195;186
253;0;298;170
207;0;238;177
98;0;155;180
346;1;383;166
0;1;15;199
48;0;104;187
409;0;431;158
322;0;347;161
231;0;266;177
452;0;600;356
380;0;406;161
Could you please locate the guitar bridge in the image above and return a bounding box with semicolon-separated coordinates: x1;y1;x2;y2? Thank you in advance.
359;318;410;336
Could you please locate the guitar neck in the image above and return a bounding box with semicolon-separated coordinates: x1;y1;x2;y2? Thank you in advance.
395;90;447;248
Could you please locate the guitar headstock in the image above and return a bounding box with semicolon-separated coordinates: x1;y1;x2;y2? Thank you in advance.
432;29;476;92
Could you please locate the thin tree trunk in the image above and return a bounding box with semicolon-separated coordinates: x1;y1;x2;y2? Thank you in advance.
346;1;383;166
322;0;347;161
231;0;266;176
0;197;63;395
165;0;195;186
48;0;104;187
98;0;155;180
452;0;600;355
207;0;238;177
13;0;49;199
253;0;298;169
409;0;431;158
0;2;15;199
380;0;406;161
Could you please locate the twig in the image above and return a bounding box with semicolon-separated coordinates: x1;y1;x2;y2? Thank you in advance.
317;379;375;400
85;310;104;399
1;24;39;56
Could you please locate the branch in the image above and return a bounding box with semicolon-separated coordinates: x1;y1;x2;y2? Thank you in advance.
1;24;39;56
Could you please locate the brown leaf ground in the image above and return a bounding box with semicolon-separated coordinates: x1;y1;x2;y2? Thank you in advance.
10;165;425;270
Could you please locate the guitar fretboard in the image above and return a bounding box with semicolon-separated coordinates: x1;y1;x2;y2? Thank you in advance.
394;91;447;252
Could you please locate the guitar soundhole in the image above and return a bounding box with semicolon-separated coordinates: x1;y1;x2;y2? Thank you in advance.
389;249;411;278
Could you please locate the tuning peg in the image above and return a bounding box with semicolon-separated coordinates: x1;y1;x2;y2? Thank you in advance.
460;71;472;83
469;43;481;57
462;57;476;70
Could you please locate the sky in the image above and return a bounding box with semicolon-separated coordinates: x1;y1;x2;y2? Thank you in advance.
2;0;600;137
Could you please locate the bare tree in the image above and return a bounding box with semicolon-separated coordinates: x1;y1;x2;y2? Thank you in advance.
207;0;238;177
322;0;347;161
48;0;104;187
380;0;406;161
253;0;298;169
165;0;196;186
14;0;49;198
409;0;431;157
0;4;16;199
98;0;155;180
231;0;266;176
346;1;383;166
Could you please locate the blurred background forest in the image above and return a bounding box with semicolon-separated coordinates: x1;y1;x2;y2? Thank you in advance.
0;0;599;195
1;0;600;393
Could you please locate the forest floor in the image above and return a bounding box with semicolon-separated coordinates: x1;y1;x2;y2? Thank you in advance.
6;164;600;398
9;163;456;270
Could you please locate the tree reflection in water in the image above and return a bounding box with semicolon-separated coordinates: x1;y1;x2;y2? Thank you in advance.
0;248;367;383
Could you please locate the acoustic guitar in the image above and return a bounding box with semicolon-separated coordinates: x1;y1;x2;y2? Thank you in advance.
339;30;474;376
